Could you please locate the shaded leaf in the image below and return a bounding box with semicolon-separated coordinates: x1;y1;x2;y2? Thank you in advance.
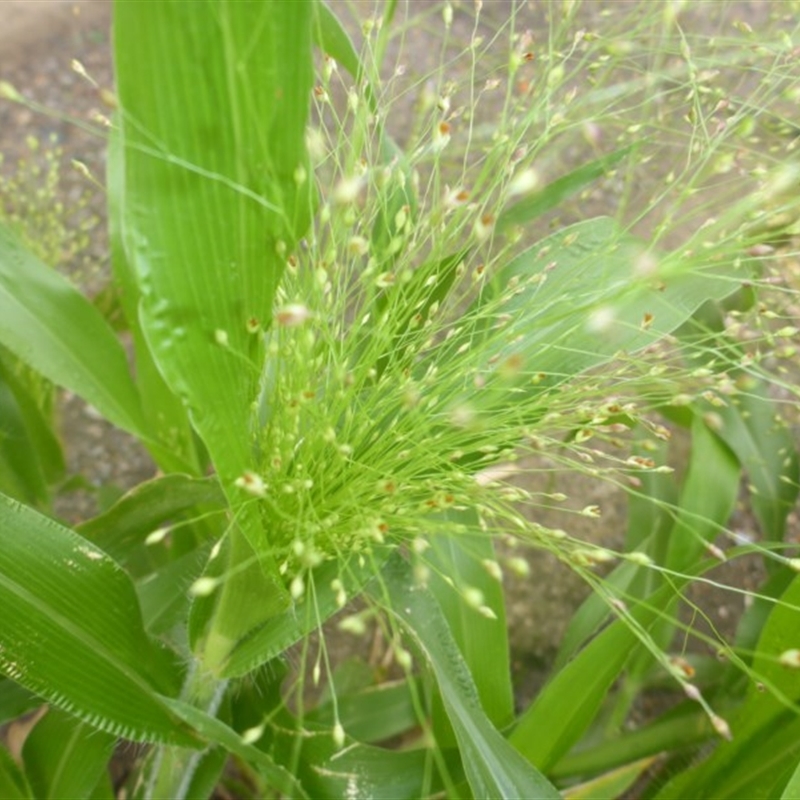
22;708;115;800
76;473;224;564
0;679;39;726
0;348;64;491
195;547;390;678
703;378;799;545
655;575;800;799
511;562;716;772
309;677;421;744
0;743;31;800
0;361;51;506
163;696;309;799
563;756;658;800
552;702;712;780
665;415;740;572
137;545;212;635
497;145;636;231
0;223;148;440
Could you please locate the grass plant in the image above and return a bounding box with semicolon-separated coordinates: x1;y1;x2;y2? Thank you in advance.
0;2;799;797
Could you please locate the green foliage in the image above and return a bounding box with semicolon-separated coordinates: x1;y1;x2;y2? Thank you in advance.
0;1;799;797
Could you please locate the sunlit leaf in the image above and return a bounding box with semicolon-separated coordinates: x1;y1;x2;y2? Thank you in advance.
427;511;514;728
113;0;315;484
0;493;198;746
377;555;560;799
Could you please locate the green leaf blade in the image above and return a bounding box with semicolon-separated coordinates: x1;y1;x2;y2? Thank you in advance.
427;514;514;728
113;0;316;483
0;494;198;746
0;224;148;440
376;555;560;799
22;709;115;800
497;145;636;230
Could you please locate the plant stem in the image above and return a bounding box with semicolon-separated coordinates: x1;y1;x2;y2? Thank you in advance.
145;665;228;800
201;511;288;675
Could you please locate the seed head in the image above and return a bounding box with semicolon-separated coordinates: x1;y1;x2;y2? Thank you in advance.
189;577;220;597
234;471;266;497
779;649;800;668
710;714;733;741
276;304;312;327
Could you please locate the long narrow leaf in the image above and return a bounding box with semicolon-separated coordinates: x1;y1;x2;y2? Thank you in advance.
0;493;199;746
194;548;390;678
656;574;800;798
497;145;636;231
0;364;50;506
107;129;201;475
376;555;560;799
163;697;309;799
665;416;740;571
22;709;115;800
427;512;514;728
0;744;31;800
114;1;318;639
113;0;315;484
0;224;148;440
0;348;64;489
703;379;799;545
510;562;716;772
781;759;800;800
440;218;749;434
76;473;224;564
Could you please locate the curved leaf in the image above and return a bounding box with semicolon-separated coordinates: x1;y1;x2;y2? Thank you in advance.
76;473;225;564
0;224;148;440
497;145;636;231
22;709;115;800
163;697;309;799
0;744;31;800
0;493;199;746
444;217;750;409
376;555;560;799
702;378;799;545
